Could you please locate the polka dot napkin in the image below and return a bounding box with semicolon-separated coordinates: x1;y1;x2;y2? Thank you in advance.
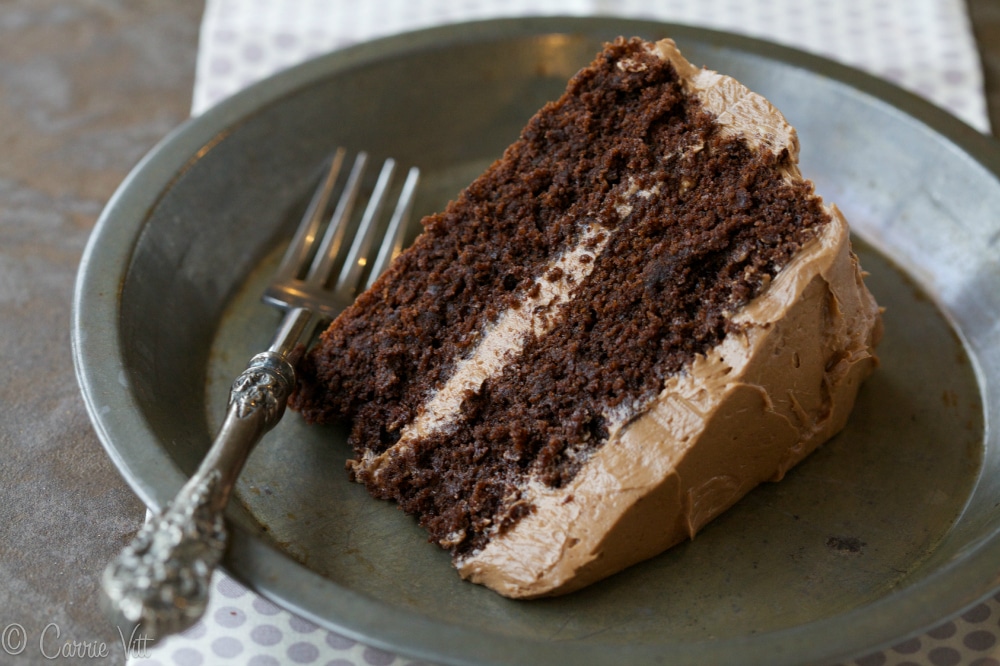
191;0;989;131
131;570;1000;666
131;573;413;666
131;1;995;665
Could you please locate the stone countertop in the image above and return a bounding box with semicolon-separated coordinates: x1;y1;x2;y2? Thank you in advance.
0;2;201;664
0;2;998;665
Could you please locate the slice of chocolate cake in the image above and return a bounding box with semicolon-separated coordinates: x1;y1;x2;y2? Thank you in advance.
291;37;882;598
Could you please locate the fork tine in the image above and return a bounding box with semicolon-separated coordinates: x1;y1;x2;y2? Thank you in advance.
332;157;396;299
365;165;420;290
265;149;419;316
307;151;369;283
101;148;422;644
271;147;346;287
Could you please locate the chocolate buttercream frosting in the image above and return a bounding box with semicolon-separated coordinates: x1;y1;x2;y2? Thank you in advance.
292;37;882;598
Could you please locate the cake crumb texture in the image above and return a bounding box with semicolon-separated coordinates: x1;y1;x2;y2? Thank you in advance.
290;37;879;590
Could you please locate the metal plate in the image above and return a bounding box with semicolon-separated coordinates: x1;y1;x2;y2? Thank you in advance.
73;17;1000;666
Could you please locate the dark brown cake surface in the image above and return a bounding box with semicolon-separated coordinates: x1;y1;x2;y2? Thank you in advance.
291;37;830;558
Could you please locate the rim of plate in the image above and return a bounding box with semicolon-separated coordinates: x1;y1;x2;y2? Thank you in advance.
72;16;1000;666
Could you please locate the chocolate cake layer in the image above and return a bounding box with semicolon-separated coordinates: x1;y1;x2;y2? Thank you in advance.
291;37;881;597
294;37;827;554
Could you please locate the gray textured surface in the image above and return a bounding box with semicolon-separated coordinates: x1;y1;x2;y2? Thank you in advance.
0;2;201;664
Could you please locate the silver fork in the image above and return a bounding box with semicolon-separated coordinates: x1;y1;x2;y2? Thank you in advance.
101;148;420;643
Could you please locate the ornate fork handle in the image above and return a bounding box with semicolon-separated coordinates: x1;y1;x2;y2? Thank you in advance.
100;151;418;644
102;347;299;642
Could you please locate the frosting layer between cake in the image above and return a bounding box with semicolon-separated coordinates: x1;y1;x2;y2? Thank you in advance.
452;39;881;598
292;37;881;598
457;206;881;597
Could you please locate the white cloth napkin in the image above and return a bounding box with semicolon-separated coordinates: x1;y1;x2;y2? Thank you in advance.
131;1;995;665
192;0;989;131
